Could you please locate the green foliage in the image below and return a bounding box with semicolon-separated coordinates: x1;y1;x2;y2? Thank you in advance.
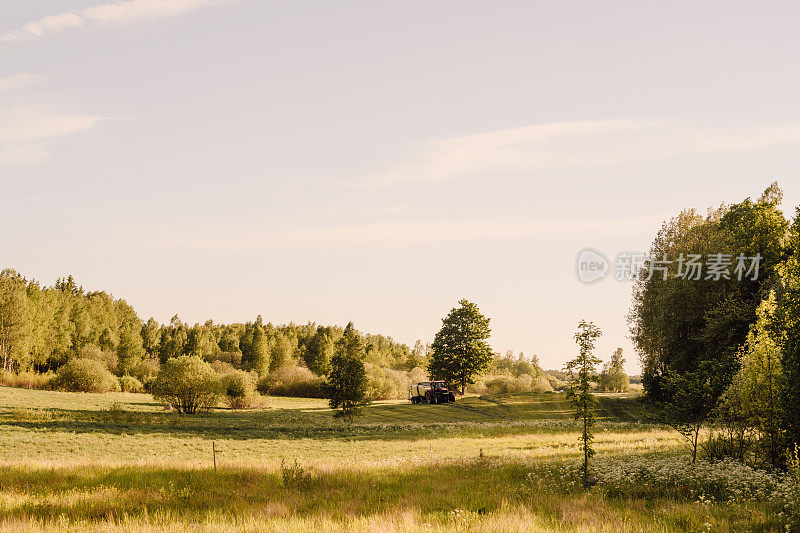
118;375;144;393
78;343;118;373
783;445;800;529
152;356;220;414
0;269;32;372
775;210;800;452
719;292;786;467
468;373;553;395
303;326;337;376
258;366;324;398
631;185;789;405
565;320;602;486
0;369;54;390
661;367;718;463
280;458;311;489
220;370;258;409
324;322;369;421
428;299;493;394
269;332;295;372
240;317;272;375
597;348;629;392
364;363;409;400
52;358;120;393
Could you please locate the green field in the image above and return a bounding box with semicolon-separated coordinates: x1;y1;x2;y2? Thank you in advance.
0;387;782;531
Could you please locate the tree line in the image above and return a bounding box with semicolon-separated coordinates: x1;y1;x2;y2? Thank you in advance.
0;271;423;388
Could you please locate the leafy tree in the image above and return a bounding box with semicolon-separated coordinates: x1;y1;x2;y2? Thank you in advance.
186;323;218;360
241;316;270;374
117;325;146;376
428;299;493;394
631;185;788;405
159;316;188;363
662;367;718;463
0;270;31;372
565;320;602;486
324;322;368;421
140;318;160;357
269;332;294;372
303;326;335;375
775;209;800;452
152;356;220;414
599;348;629;392
729;292;786;467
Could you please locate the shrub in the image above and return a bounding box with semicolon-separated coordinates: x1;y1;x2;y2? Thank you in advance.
485;375;516;395
589;455;783;502
408;366;428;384
221;370;258;409
52;358;120;393
528;374;554;393
207;351;242;367
466;373;555;395
545;373;568;391
118;375;144;393
259;366;324;398
79;344;119;373
0;370;54;390
365;363;410;400
281;458;310;488
211;361;236;375
781;446;800;529
130;356;160;389
152;356;221;414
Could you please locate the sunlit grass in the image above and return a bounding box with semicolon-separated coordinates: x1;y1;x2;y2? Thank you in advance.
0;386;782;531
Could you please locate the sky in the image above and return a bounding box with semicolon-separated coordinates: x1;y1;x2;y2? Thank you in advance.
3;0;800;373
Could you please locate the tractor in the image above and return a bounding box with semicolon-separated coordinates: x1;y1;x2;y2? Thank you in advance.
409;381;456;404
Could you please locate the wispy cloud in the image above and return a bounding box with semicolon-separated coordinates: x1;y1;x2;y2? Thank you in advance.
2;0;236;44
360;119;800;189
0;112;105;167
153;215;662;252
0;73;47;91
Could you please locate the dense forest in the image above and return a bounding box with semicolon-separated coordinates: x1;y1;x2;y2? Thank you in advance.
0;271;427;393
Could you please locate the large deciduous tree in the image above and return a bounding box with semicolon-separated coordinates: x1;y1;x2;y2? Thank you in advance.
427;299;493;394
630;184;788;407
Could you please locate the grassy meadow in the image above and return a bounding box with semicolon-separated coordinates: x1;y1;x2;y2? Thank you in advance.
0;387;785;532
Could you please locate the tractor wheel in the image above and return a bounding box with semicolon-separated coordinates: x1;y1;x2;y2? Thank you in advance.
448;392;456;403
425;392;432;404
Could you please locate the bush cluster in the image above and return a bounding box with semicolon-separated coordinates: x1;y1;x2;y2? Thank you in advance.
51;358;121;393
0;370;54;390
467;373;554;395
118;375;144;393
365;363;410;400
152;356;220;414
78;344;118;374
220;370;258;409
258;366;324;398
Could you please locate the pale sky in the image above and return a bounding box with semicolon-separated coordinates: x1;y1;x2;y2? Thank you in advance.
3;0;800;373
